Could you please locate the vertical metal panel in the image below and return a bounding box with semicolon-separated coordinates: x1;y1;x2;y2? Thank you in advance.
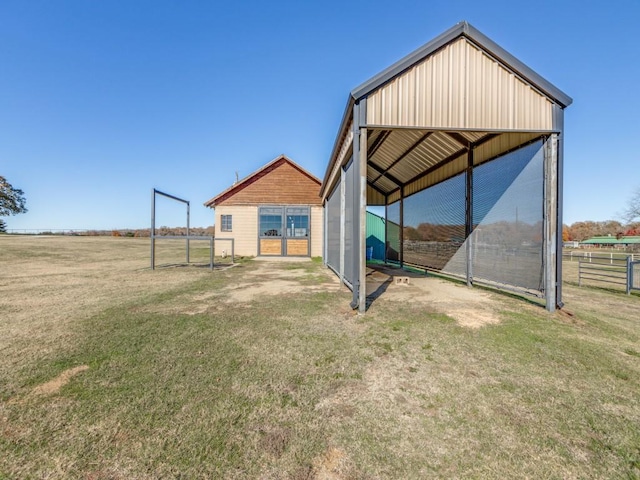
471;141;544;293
344;157;356;289
366;38;553;131
323;123;353;202
466;149;473;286
326;183;341;274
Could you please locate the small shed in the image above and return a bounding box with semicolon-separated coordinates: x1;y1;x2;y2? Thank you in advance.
205;155;323;257
320;21;572;312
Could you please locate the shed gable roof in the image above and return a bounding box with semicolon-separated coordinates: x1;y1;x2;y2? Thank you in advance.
353;21;572;108
321;21;572;200
204;155;322;208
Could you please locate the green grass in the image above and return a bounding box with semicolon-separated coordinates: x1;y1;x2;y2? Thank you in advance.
1;237;639;478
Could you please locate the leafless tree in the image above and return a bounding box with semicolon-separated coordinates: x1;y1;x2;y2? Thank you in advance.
622;186;640;223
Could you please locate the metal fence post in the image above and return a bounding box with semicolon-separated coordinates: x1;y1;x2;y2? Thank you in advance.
627;256;632;295
210;237;214;270
187;202;190;264
578;261;582;287
151;188;156;270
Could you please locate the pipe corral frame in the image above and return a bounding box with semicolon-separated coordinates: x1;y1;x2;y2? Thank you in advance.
150;188;234;270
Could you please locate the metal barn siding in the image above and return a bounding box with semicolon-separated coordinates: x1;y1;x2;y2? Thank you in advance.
326;184;341;274
321;21;571;313
366;38;553;131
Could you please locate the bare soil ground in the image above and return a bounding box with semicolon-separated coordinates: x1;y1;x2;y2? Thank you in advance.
366;264;501;328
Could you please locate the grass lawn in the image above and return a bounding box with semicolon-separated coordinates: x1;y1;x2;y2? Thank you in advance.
1;236;639;479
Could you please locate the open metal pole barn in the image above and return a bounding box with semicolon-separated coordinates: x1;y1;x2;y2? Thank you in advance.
320;21;572;313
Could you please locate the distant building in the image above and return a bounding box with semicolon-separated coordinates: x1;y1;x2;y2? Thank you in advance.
580;235;640;248
204;155;323;257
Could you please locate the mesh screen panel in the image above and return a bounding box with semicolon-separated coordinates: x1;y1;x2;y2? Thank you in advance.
403;173;466;272
469;140;545;292
343;162;355;285
386;202;401;263
326;183;340;273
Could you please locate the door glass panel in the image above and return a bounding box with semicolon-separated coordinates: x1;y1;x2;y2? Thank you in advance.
286;214;309;237
260;213;282;237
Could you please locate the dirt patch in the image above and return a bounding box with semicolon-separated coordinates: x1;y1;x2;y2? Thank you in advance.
312;447;350;480
447;307;502;329
224;279;331;302
258;425;291;459
366;265;501;328
30;365;89;397
221;262;341;303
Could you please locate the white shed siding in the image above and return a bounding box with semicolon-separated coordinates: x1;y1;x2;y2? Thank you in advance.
215;205;258;257
310;206;323;257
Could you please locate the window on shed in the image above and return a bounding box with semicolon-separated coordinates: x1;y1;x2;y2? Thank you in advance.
259;207;283;237
221;215;232;232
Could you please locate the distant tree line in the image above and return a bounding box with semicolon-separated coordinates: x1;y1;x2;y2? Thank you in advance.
21;226;216;237
562;221;640;242
106;226;216;237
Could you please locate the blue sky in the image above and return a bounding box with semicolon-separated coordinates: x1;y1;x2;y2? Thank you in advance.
1;0;639;231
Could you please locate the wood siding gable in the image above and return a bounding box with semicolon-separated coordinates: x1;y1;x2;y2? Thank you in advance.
206;156;322;207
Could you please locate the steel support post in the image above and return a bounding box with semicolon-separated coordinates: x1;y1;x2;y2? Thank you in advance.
384;200;388;264
626;256;632;295
358;125;368;314
544;135;558;312
350;104;361;311
339;166;346;283
350;127;359;306
555;129;565;308
466;148;474;287
323;200;328;265
399;190;404;268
